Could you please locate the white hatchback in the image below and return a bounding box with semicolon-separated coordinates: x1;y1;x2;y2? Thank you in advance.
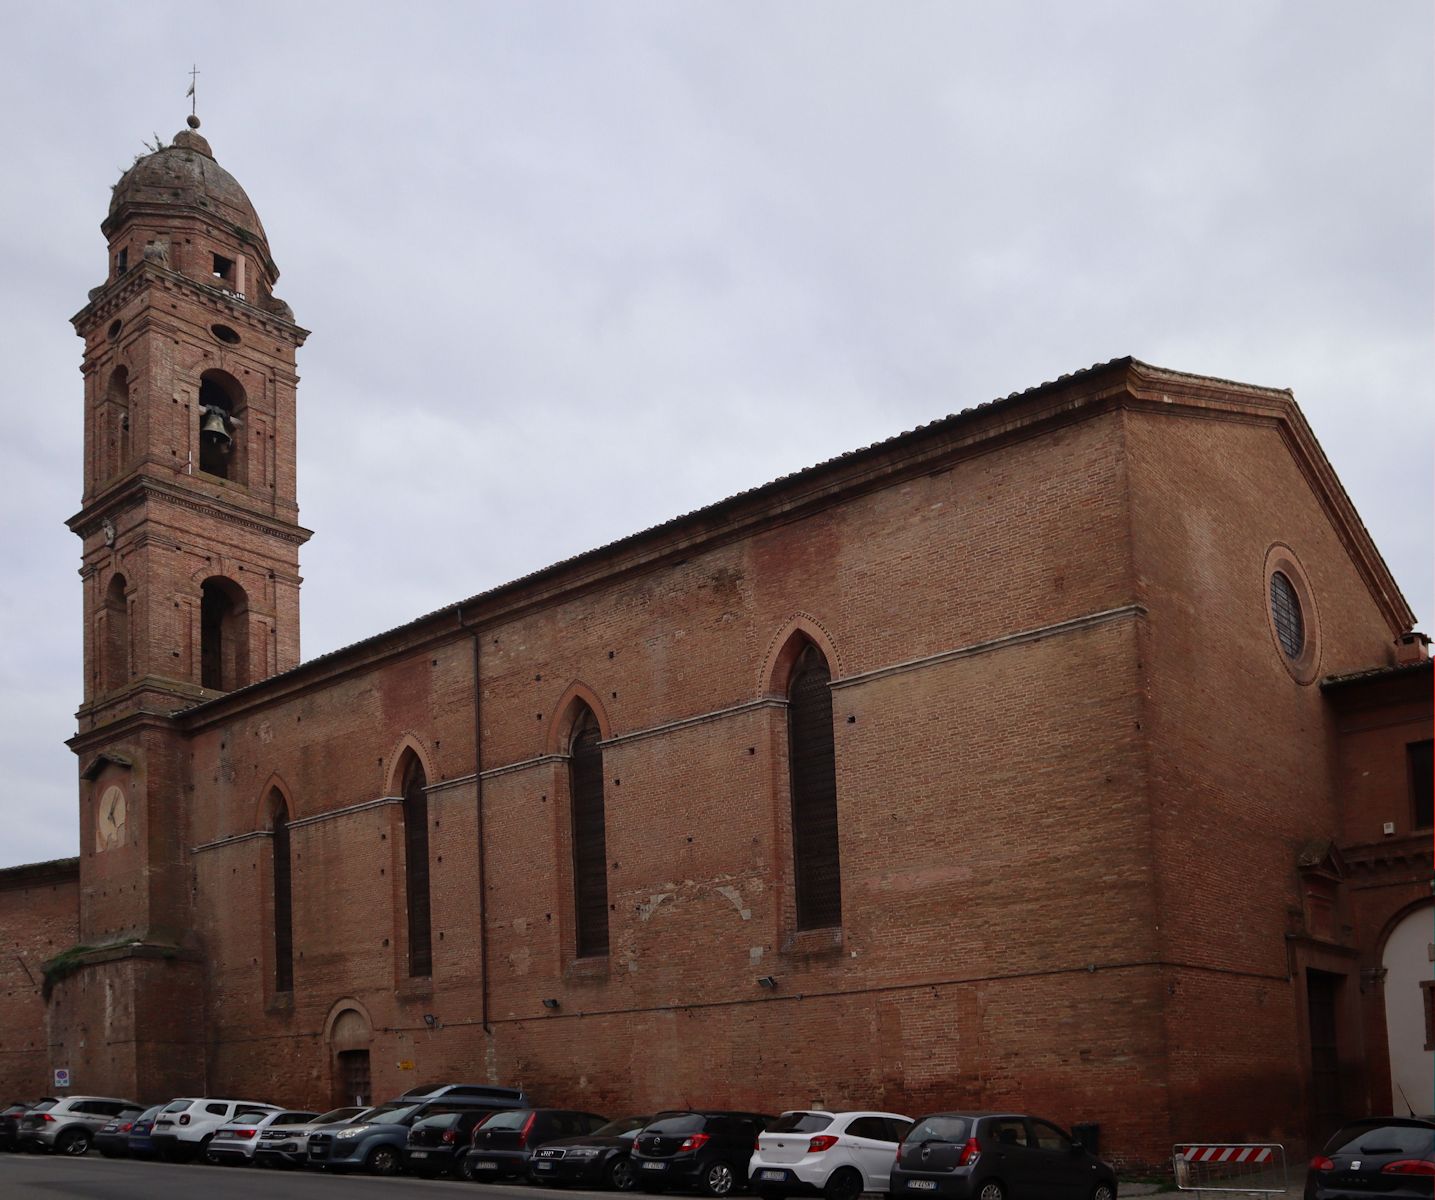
752;1111;915;1200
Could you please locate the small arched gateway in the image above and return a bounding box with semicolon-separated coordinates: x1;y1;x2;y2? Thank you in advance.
325;1002;373;1107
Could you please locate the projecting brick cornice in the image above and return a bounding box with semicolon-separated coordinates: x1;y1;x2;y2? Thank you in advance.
67;473;312;547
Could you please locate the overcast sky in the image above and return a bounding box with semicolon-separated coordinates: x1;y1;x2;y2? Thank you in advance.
1;1;1430;870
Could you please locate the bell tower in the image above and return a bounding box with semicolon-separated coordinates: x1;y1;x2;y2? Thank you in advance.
54;116;309;1100
69;114;310;729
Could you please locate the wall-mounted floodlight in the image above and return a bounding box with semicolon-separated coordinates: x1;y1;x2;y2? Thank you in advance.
757;975;778;990
542;998;561;1010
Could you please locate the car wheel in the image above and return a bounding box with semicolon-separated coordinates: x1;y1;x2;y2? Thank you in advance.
58;1130;91;1157
825;1168;863;1200
700;1160;738;1197
1092;1184;1116;1200
607;1155;637;1191
366;1145;402;1176
978;1182;1005;1200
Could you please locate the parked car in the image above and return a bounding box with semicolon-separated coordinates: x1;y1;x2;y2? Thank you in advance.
1305;1116;1435;1200
463;1108;610;1181
307;1090;525;1176
890;1112;1116;1200
404;1109;498;1179
96;1104;161;1158
0;1101;45;1152
151;1097;280;1162
752;1110;915;1200
126;1104;165;1160
206;1107;318;1166
16;1096;143;1156
254;1106;371;1170
632;1110;775;1196
401;1082;530;1106
529;1114;652;1190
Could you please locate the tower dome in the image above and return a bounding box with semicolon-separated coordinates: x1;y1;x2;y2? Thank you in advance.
107;123;269;247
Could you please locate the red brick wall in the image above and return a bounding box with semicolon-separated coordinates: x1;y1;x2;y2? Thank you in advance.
0;861;78;1101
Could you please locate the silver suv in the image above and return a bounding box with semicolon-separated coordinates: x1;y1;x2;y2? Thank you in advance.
18;1096;143;1155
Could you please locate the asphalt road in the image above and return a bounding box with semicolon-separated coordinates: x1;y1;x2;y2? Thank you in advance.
0;1153;609;1199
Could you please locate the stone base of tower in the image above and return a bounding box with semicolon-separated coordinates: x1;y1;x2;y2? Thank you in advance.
45;944;207;1103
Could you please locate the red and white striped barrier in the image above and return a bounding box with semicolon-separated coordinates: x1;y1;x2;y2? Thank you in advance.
1181;1147;1275;1164
1172;1143;1287;1194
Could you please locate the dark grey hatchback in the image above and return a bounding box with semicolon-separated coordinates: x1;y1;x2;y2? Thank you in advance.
1305;1118;1435;1200
890;1112;1115;1200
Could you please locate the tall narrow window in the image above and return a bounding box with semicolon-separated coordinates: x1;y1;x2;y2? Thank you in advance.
1410;740;1433;830
402;756;433;976
105;366;130;479
198;370;244;482
271;794;294;992
102;573;129;692
200;576;248;692
788;642;841;929
569;708;610;957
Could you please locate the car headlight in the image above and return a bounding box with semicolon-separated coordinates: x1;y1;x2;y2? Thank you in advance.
336;1126;368;1139
566;1148;601;1159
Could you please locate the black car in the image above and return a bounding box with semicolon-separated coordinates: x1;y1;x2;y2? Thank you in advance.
1306;1117;1435;1200
529;1114;652;1190
96;1105;160;1158
404;1109;497;1179
632;1110;775;1196
0;1102;42;1152
891;1112;1116;1200
464;1108;610;1181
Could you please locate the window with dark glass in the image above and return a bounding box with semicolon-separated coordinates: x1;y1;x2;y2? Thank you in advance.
788;642;841;929
272;797;294;992
569;707;610;957
1270;571;1304;658
402;757;433;976
1409;739;1433;830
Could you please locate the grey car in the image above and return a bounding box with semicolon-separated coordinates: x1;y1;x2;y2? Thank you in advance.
17;1096;143;1156
254;1106;371;1169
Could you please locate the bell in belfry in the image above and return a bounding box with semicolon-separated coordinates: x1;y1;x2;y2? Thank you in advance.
200;405;233;452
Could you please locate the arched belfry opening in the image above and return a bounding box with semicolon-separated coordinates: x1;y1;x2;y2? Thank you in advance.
568;704;610;957
102;573;129;692
198;369;245;481
266;789;295;992
200;576;249;692
787;640;842;929
398;751;433;977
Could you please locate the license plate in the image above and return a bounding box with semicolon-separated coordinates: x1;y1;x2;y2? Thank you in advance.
411;1151;428;1158
908;1182;936;1191
309;1147;323;1157
643;1161;666;1170
761;1171;786;1181
477;1161;499;1170
537;1162;554;1170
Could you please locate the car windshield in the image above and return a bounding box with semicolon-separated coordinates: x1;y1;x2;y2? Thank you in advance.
905;1116;969;1145
414;1113;461;1131
233;1110;271;1124
361;1104;420;1125
479;1109;533;1131
162;1100;194;1113
314;1107;370;1125
769;1113;833;1134
593;1116;650;1138
646;1114;705;1136
30;1101;57;1114
1325;1123;1435;1157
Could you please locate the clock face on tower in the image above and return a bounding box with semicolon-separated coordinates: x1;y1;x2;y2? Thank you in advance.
96;783;127;851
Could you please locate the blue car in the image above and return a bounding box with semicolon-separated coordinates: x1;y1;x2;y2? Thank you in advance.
126;1105;165;1160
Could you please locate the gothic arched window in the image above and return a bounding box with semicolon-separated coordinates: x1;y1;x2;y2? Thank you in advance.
569;707;610;957
270;793;294;992
198;370;244;481
788;642;841;929
401;755;433;977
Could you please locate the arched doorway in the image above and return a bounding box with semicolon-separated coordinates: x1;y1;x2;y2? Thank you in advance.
1383;902;1434;1114
327;1005;373;1107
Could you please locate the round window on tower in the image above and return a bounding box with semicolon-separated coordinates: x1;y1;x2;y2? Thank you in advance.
1263;545;1320;684
107;319;123;340
210;323;241;345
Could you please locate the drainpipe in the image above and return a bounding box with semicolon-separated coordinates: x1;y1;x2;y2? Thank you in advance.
465;616;491;1034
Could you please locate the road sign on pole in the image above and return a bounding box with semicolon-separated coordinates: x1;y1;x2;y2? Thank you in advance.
53;1068;71;1089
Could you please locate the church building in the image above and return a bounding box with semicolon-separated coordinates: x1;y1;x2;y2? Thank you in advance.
0;117;1430;1167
